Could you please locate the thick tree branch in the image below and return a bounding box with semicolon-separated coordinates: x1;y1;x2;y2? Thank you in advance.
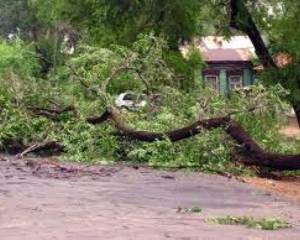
225;120;300;170
86;110;111;124
16;140;64;158
27;105;75;121
229;0;277;69
108;108;228;141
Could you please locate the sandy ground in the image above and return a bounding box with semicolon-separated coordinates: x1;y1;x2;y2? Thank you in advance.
1;156;300;240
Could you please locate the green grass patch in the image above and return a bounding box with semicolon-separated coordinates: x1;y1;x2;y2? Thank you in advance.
176;206;203;214
206;216;292;230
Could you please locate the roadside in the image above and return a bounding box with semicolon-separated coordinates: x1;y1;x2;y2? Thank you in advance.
242;177;300;204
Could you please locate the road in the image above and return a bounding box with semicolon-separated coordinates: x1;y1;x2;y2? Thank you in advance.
1;156;300;239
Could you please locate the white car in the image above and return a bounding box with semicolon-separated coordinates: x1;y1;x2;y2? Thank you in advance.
115;92;147;110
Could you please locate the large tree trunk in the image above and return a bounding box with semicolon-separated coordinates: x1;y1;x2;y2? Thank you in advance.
229;0;300;128
108;109;229;142
292;105;300;128
229;0;277;69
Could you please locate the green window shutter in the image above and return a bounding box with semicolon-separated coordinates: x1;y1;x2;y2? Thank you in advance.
243;68;252;86
219;69;228;95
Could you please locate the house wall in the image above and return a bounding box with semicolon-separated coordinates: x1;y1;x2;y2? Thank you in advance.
203;61;254;95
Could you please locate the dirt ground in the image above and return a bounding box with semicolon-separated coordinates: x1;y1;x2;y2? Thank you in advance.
242;177;300;204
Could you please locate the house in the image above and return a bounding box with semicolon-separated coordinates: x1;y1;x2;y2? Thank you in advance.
182;36;257;95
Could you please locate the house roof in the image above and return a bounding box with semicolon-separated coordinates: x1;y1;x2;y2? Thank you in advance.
181;36;256;62
202;48;254;62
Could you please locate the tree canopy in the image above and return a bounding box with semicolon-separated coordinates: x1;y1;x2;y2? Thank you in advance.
28;0;205;48
0;0;36;39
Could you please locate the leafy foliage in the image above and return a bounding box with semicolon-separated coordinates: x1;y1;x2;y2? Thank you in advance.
0;0;36;38
29;0;204;48
0;33;297;175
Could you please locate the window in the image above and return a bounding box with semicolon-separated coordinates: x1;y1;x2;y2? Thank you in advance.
229;75;242;90
123;93;137;101
205;75;219;92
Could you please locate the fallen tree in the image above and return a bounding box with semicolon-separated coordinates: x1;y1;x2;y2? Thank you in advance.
5;95;300;170
85;108;300;170
6;107;300;172
66;49;300;171
2;34;296;172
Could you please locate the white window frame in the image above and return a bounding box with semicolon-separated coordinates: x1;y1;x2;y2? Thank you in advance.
229;75;243;90
205;75;219;92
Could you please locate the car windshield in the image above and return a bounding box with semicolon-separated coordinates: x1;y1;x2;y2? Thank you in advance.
123;94;137;101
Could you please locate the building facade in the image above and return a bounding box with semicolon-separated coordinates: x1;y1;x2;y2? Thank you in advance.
184;36;257;95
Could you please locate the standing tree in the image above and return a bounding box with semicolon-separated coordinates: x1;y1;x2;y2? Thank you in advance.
0;0;37;39
210;0;300;127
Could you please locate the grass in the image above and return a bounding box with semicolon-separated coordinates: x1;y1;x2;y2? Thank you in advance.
176;206;203;214
206;216;291;230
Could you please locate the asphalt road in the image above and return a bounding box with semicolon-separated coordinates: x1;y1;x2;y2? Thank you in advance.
1;156;300;240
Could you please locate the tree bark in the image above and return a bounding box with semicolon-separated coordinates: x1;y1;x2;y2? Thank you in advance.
292;105;300;128
229;0;277;69
225;120;300;170
86;110;111;124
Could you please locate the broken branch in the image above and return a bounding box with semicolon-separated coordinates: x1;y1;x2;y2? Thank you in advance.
27;105;75;121
16;140;64;158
